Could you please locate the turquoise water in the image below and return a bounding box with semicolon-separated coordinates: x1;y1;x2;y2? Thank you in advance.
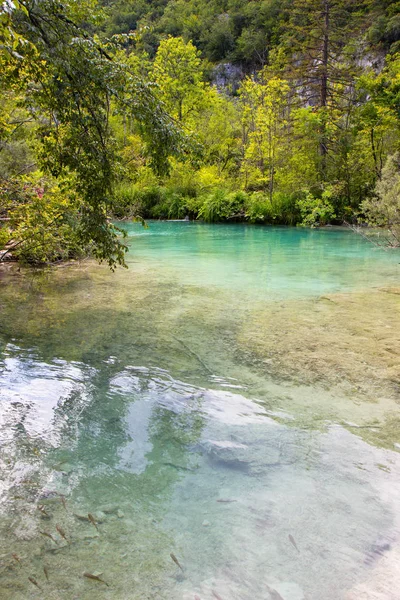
125;222;400;297
0;223;399;599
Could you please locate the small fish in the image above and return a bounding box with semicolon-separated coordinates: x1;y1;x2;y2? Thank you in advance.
56;524;69;544
12;553;22;566
163;462;195;472
212;591;224;600
43;566;49;581
39;531;58;544
28;577;43;591
216;499;237;503
288;534;300;553
60;495;67;510
266;585;285;600
88;513;99;531
37;505;50;518
170;552;184;571
83;572;109;586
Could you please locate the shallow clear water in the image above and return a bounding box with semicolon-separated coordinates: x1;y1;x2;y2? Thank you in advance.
0;223;399;600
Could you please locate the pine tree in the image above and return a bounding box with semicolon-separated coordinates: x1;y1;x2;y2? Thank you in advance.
285;0;368;178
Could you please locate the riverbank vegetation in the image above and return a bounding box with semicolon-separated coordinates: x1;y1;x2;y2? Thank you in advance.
1;0;400;265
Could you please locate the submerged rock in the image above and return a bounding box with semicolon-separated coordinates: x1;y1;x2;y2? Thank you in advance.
92;511;106;523
201;439;253;472
202;439;249;464
14;521;37;541
99;503;119;514
198;437;283;475
364;536;393;566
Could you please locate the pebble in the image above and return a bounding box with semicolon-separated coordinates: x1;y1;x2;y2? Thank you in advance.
92;511;106;523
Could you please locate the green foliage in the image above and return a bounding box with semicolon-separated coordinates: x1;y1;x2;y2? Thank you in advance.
367;2;400;53
239;72;290;197
152;36;210;124
0;173;87;264
297;190;336;227
244;191;299;224
102;0;395;68
198;190;245;222
244;192;274;223
103;0;291;66
361;153;400;245
359;53;400;120
0;0;185;267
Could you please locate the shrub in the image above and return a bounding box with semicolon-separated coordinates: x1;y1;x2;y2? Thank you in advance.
272;192;300;225
245;192;273;223
112;182;167;218
245;192;300;224
296;189;335;227
198;189;246;222
361;153;400;246
151;191;188;219
0;173;88;264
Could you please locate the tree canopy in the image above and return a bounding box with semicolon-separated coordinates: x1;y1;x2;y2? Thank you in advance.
0;0;184;266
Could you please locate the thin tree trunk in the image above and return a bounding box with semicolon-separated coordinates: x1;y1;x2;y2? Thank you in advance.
268;126;274;202
320;0;330;178
370;127;381;180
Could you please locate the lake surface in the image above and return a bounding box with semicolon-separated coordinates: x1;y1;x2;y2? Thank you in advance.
0;223;399;600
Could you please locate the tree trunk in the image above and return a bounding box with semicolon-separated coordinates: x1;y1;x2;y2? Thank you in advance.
320;0;330;178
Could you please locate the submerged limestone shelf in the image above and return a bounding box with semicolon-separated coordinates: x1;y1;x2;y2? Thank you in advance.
240;287;400;399
235;286;400;450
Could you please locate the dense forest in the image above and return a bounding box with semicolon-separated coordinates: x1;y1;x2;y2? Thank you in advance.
1;0;400;266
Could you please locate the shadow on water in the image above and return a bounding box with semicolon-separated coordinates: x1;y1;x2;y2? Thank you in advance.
0;223;400;599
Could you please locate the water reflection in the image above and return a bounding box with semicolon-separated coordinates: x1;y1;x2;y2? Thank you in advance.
0;343;399;599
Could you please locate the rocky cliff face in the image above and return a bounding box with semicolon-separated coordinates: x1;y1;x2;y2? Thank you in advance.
212;62;244;94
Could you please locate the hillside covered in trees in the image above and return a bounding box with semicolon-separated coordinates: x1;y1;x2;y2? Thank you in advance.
1;0;400;265
103;0;399;63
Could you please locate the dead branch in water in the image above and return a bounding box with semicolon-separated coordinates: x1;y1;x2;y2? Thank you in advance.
343;221;390;250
